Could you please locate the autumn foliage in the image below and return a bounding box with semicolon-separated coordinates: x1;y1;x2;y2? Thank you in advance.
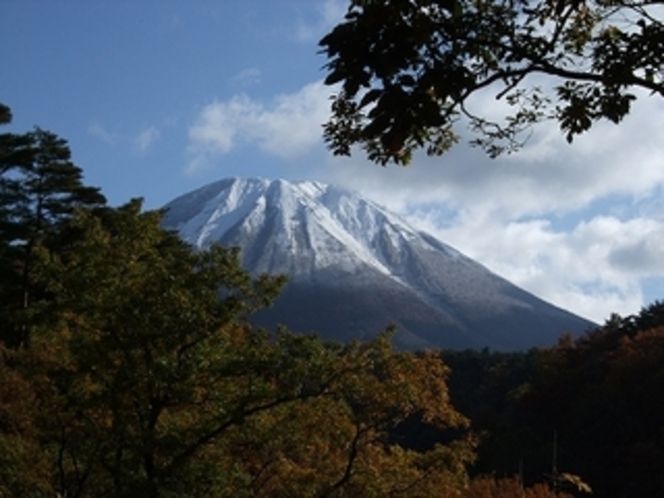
0;197;475;496
6;105;663;496
0;107;481;496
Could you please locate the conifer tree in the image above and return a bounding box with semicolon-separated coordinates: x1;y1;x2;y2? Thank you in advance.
0;105;105;347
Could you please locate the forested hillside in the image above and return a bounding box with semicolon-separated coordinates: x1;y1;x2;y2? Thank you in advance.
3;104;662;496
440;303;664;497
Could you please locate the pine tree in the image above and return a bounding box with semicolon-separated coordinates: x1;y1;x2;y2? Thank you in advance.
0;107;106;347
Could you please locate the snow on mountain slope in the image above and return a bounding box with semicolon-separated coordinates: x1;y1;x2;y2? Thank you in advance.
162;177;595;350
166;178;468;288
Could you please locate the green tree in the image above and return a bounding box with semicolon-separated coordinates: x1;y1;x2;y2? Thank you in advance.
23;200;286;496
0;347;53;496
5;200;473;497
319;0;664;164
0;106;106;347
0;106;476;496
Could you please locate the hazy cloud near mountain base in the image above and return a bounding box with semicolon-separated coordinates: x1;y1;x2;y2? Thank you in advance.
420;213;664;322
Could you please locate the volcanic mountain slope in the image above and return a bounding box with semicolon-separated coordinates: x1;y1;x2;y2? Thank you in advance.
162;177;594;351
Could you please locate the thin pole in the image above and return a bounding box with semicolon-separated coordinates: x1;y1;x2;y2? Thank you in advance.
552;430;558;496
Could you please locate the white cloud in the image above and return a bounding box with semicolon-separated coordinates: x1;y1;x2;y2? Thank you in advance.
608;225;664;274
188;96;256;157
294;0;347;43
89;122;163;154
231;67;261;87
323;86;664;219
403;210;664;323
134;126;160;153
88;122;117;146
187;81;332;173
503;94;664;207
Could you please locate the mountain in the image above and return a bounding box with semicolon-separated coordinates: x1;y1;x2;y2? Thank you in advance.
162;177;594;351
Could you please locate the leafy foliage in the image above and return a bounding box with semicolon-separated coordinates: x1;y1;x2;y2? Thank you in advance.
520;305;664;497
1;201;473;496
0;105;476;496
320;0;664;164
465;475;572;497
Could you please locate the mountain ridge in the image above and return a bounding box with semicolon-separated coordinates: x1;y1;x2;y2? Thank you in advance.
162;177;595;351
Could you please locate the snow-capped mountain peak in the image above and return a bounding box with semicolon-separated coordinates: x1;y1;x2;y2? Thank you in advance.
163;177;445;280
162;177;594;351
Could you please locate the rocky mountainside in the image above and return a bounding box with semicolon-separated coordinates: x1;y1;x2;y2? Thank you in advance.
162;177;594;351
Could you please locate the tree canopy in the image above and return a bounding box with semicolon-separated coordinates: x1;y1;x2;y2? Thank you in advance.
319;0;664;164
0;104;482;497
0;193;476;496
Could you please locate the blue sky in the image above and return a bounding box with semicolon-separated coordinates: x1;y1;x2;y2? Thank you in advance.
3;0;664;323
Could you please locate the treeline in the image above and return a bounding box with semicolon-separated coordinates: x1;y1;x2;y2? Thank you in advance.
1;103;658;496
438;302;664;497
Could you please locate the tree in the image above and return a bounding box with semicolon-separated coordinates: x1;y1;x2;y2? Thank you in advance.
2;199;474;497
319;0;664;164
0;347;53;496
0;106;106;347
0;106;477;496
22;200;286;496
0;104;10;125
493;307;664;497
465;475;573;497
212;338;474;497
